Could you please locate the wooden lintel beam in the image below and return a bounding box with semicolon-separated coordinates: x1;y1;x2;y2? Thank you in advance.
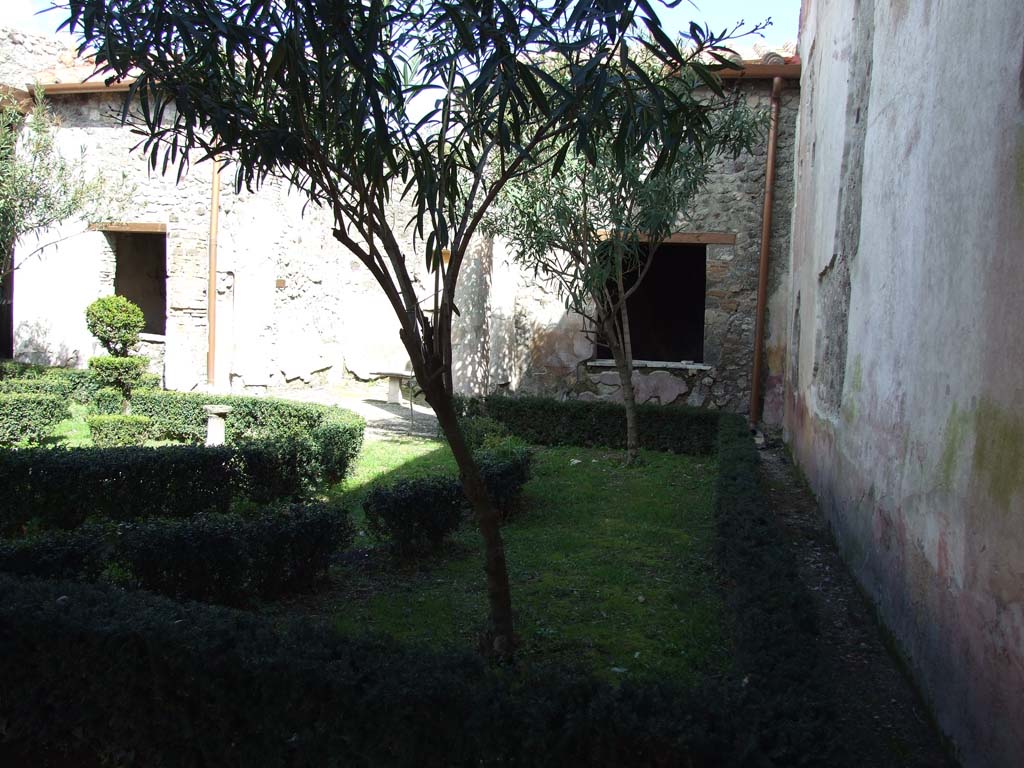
662;232;737;245
720;64;801;81
89;222;167;234
32;81;134;97
597;230;737;245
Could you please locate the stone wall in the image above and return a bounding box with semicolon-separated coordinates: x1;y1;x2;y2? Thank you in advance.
0;28;69;90
785;2;1024;766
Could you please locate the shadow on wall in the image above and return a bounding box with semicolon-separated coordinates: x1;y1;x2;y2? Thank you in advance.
515;310;591;396
451;306;589;398
14;321;80;367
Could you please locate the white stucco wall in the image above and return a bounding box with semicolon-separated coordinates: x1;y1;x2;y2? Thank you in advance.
785;2;1024;766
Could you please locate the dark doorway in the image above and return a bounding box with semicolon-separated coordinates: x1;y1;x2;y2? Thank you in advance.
113;233;167;335
596;243;706;363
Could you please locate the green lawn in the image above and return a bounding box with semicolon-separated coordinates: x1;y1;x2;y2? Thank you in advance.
326;437;730;685
47;403;94;447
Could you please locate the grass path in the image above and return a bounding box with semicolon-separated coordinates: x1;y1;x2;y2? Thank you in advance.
323;437;729;685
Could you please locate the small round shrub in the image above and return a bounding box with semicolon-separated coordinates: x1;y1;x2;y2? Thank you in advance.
86;414;153;447
472;436;534;520
363;476;465;556
459;415;510;452
85;296;145;357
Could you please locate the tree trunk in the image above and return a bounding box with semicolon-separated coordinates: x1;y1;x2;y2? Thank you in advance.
1;243;13;359
602;314;640;465
617;283;640;465
610;253;640;464
429;381;516;654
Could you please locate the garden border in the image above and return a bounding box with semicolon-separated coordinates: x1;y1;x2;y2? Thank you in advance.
0;399;838;765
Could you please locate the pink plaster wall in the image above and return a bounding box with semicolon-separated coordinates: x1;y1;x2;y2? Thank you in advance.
785;1;1024;765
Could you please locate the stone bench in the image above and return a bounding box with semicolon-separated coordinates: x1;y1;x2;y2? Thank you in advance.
370;371;414;405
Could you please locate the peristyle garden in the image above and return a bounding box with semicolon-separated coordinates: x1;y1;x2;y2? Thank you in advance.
0;0;839;764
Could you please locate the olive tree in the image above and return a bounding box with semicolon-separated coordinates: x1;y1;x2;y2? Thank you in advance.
62;0;752;653
0;93;112;280
1;92;115;356
487;69;763;464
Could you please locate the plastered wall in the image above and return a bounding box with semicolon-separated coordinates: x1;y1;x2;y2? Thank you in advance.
785;2;1024;765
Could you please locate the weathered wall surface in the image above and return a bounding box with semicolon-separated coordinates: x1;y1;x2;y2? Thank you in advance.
785;2;1024;765
0;28;68;89
8;85;399;391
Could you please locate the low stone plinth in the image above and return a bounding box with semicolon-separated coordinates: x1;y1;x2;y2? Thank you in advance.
203;404;233;446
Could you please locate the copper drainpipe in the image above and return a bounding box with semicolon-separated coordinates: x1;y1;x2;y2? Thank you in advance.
750;76;784;425
207;160;221;385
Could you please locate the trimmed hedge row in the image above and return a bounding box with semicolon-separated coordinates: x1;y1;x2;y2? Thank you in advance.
455;394;720;455
0;362;159;404
0;574;743;767
713;414;836;763
0;433;366;537
0;446;237;536
86;414;152;447
363;442;534;554
0;503;353;606
0;412;841;766
132;390;365;484
0;359;46;379
0;393;67;446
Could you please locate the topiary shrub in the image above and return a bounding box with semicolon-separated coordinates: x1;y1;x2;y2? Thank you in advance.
0;393;67;446
364;476;465;555
88;356;149;408
92;387;123;415
86;414;152;447
85;296;145;357
459;415;510;452
472;437;534;520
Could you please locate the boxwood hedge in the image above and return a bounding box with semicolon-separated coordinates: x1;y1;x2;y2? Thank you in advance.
0;574;746;767
0;392;67;446
86;414;153;447
132;390;365;481
0;446;238;536
454;394;720;455
0;502;354;606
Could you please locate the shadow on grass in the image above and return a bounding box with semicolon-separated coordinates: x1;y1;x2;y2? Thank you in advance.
288;437;730;687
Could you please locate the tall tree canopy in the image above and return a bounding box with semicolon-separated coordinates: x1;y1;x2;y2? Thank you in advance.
62;0;755;653
486;66;763;464
0;92;113;279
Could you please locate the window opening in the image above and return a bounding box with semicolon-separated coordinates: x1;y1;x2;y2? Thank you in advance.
595;242;706;363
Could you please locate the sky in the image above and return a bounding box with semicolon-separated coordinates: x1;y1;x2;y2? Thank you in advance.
3;0;799;49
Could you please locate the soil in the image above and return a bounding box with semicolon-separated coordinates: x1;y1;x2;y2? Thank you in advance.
758;438;957;767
